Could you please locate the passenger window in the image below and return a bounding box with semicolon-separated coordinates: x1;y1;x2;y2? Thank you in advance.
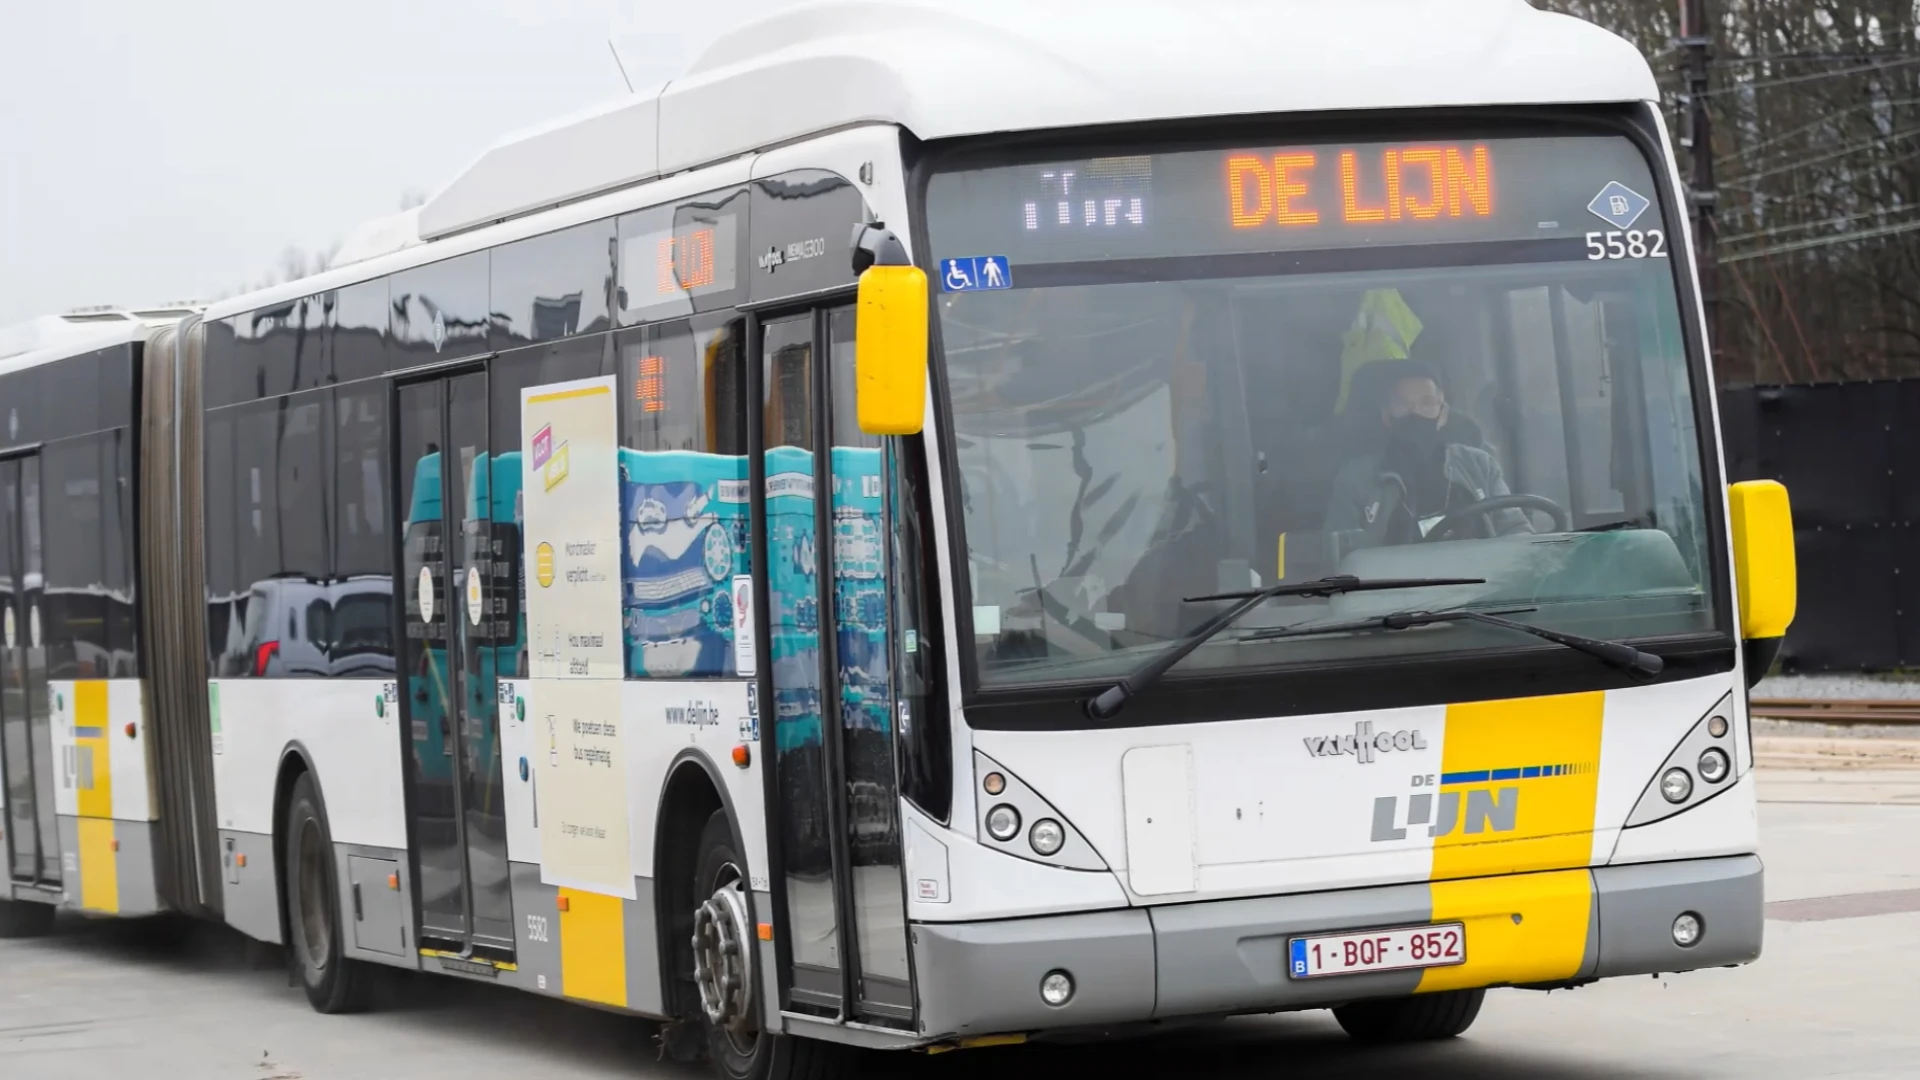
616;316;750;678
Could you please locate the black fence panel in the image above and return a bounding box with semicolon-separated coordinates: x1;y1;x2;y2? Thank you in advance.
1721;379;1920;672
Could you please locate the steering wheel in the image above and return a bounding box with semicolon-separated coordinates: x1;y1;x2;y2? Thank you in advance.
1423;493;1570;541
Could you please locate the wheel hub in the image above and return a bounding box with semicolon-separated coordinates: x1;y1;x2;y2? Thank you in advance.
691;878;755;1034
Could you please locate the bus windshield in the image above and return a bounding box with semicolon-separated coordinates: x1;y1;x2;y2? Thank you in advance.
925;131;1721;689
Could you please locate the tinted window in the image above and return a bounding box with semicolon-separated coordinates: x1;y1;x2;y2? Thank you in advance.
392;252;490;365
101;344;135;433
201;318;242;410
332;384;394;675
333;385;390;578
275;391;331;589
491;334;613;677
39;436;107;678
492;219;617;350
102;429;136;676
41;348;104;439
231;295;327;400
203;406;243;673
616;317;749;678
0;365;39;447
333;278;391;384
616;188;747;325
747;171;865;304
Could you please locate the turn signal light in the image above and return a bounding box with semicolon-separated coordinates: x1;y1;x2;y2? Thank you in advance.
124;722;137;739
732;744;751;768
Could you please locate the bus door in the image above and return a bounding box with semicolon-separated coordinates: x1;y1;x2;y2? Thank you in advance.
758;307;913;1024
0;453;59;888
395;370;515;960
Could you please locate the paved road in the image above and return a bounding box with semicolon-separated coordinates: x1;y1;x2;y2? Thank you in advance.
5;734;1917;1080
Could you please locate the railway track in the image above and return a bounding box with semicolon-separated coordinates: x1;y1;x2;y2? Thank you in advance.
1749;698;1920;725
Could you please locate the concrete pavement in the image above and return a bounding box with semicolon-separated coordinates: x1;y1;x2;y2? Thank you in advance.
4;726;1918;1079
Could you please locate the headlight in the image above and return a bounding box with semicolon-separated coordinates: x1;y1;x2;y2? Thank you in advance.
1660;767;1693;804
1029;818;1066;856
985;804;1021;842
1698;748;1730;784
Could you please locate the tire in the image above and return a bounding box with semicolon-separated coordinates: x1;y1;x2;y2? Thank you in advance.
0;897;56;938
283;772;374;1014
1333;988;1485;1044
692;809;859;1080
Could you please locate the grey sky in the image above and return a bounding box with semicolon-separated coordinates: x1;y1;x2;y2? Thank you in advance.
0;0;807;325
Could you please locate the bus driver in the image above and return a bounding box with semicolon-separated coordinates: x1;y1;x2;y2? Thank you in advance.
1323;362;1532;548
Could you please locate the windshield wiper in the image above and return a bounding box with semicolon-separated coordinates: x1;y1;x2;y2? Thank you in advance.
1085;575;1485;720
1242;606;1665;678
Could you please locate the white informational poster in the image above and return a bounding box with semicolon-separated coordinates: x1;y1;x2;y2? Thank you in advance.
521;375;634;898
530;677;633;898
522;376;625;680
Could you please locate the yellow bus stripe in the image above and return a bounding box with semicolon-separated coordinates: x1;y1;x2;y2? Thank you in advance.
75;681;112;820
78;818;119;914
1430;692;1605;881
527;386;611;404
558;888;627;1007
1417;868;1592;992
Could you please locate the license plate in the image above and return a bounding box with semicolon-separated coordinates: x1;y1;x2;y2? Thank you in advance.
1287;922;1466;979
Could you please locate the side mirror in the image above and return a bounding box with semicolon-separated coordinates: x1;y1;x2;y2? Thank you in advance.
1728;479;1796;682
850;223;927;436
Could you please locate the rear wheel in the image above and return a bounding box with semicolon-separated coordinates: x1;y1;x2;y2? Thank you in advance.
0;897;56;938
284;772;374;1014
1333;988;1485;1043
691;809;859;1080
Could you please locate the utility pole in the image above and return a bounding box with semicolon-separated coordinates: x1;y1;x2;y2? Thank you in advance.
1679;0;1719;353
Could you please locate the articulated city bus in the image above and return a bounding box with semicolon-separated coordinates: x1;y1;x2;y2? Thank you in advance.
0;2;1798;1077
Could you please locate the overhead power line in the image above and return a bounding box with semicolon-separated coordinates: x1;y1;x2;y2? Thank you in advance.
1719;204;1920;247
1700;53;1920;96
1723;216;1920;263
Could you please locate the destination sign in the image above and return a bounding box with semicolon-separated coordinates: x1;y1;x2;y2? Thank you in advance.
928;134;1670;266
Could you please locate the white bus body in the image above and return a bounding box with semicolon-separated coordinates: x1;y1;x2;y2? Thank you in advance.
0;4;1794;1078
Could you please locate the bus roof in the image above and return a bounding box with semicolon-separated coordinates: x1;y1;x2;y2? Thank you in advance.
415;0;1654;241
0;308;200;377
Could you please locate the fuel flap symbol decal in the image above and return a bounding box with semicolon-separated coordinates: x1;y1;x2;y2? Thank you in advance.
1587;181;1652;231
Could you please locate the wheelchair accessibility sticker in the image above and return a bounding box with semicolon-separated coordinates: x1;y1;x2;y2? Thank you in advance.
940;256;1012;293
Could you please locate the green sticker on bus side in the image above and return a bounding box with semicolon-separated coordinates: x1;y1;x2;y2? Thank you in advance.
209;684;221;734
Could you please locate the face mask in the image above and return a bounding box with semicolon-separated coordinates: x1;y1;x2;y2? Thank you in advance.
1387;412;1443;452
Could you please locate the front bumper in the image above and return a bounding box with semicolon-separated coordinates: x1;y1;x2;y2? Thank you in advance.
911;854;1762;1040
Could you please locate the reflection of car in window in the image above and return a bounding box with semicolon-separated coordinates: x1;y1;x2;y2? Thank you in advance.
238;575;395;678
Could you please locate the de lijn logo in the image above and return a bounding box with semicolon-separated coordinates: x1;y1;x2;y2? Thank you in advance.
1303;720;1428;764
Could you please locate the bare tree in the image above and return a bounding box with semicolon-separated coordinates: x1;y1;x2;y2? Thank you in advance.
1539;0;1920;386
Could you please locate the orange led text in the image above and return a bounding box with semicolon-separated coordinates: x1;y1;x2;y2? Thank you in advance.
1228;144;1495;228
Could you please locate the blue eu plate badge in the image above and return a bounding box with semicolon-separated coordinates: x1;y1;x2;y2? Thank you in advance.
940;256;1012;293
1289;938;1310;977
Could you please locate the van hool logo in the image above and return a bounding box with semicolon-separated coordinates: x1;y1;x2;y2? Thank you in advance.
1303;720;1429;765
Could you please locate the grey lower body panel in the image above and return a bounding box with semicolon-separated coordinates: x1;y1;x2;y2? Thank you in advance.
910;855;1763;1041
1592;854;1763;976
220;829;280;943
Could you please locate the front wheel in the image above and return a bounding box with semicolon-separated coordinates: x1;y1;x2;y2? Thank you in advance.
0;898;56;938
691;809;859;1080
1333;988;1485;1043
284;772;374;1014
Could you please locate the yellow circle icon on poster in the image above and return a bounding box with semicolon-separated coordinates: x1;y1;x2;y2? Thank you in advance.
535;542;555;588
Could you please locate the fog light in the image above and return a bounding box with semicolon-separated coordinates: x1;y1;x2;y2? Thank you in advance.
1707;715;1729;738
1660;767;1693;804
983;771;1007;796
1029;818;1066;856
1698;748;1730;785
1672;912;1703;948
1039;969;1074;1007
986;804;1021;842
